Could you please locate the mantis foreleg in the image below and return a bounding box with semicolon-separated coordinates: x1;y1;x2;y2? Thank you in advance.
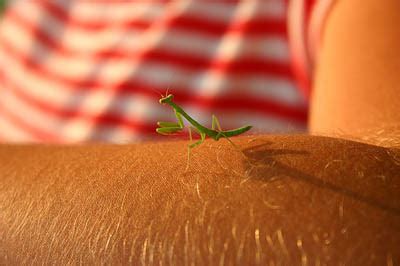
175;109;184;128
157;121;181;128
156;109;185;134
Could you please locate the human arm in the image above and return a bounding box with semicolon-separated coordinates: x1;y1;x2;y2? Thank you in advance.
1;135;399;264
2;0;400;263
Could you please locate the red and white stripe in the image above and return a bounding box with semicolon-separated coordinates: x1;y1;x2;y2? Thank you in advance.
0;0;315;143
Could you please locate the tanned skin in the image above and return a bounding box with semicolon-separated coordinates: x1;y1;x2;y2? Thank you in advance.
1;0;400;264
0;135;399;264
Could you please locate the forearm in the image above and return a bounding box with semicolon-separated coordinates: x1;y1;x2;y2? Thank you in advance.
1;135;399;264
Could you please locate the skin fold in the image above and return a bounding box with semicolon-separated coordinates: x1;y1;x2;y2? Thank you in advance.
0;135;399;264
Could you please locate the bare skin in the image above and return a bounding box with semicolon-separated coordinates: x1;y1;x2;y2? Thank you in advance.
310;0;400;139
1;0;400;264
0;135;399;265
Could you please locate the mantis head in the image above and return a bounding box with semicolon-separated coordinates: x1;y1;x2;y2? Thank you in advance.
159;94;174;104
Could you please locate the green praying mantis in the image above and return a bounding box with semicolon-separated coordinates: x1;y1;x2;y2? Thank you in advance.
156;93;252;169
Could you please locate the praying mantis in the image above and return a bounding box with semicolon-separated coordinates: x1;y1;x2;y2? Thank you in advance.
156;93;252;169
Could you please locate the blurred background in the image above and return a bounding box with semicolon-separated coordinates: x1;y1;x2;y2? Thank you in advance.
0;0;309;143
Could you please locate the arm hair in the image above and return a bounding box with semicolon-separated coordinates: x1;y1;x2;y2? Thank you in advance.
1;135;399;264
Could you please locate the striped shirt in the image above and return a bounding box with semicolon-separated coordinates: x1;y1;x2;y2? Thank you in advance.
0;0;333;143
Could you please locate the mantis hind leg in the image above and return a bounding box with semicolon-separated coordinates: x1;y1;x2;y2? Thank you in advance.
212;115;239;149
212;115;252;163
212;114;221;131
